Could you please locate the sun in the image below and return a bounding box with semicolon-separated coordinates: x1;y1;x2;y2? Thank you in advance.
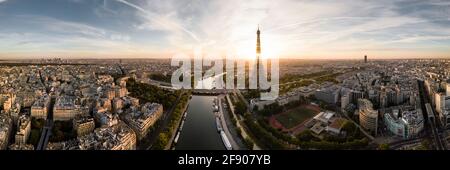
261;39;282;59
232;40;281;60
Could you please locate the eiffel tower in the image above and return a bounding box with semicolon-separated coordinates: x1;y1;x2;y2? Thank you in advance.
256;25;261;89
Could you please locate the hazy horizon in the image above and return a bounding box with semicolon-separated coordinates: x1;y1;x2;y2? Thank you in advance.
1;0;450;59
1;56;448;61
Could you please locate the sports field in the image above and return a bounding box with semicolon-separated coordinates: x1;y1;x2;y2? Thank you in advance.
273;105;320;129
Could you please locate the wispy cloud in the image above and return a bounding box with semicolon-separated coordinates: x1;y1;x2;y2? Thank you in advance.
0;0;449;59
114;0;200;42
0;15;139;57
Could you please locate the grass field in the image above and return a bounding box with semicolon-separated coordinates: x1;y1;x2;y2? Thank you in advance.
275;106;318;129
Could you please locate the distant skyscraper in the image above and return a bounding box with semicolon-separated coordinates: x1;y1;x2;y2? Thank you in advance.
364;55;368;63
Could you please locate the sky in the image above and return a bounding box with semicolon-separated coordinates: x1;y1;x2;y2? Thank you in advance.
0;0;449;59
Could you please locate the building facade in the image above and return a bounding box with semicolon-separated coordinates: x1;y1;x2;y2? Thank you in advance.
315;85;340;104
123;103;163;140
0;114;13;150
53;95;82;120
384;109;424;139
73;115;95;137
31;95;51;119
358;99;378;135
15;115;31;145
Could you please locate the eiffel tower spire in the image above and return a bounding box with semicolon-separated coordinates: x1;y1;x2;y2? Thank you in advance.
256;25;261;55
256;25;261;89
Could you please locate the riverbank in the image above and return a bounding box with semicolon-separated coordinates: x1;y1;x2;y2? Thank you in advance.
225;94;261;150
168;105;189;150
149;91;190;150
165;94;191;150
214;96;236;150
217;95;250;150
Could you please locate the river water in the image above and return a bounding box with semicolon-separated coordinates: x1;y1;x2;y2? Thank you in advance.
175;95;225;150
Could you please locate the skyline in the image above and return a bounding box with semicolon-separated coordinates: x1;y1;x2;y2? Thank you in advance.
0;0;450;59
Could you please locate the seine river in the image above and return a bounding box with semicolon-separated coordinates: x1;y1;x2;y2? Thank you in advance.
175;95;225;150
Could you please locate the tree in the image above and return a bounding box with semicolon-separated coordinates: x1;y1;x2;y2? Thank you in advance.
235;101;247;115
29;129;41;146
126;78;179;109
243;113;285;149
231;118;237;126
297;129;314;142
153;132;169;150
236;128;242;137
378;143;390;150
299;96;309;105
51;130;65;142
420;139;430;150
244;137;254;150
342;121;356;136
258;103;282;116
149;73;171;83
31;118;45;129
346;110;354;119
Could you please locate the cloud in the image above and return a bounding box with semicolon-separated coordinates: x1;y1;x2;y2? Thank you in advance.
0;15;138;57
104;0;450;58
34;17;107;38
16;15;131;43
113;0;200;42
110;34;130;41
1;0;450;59
388;35;450;43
